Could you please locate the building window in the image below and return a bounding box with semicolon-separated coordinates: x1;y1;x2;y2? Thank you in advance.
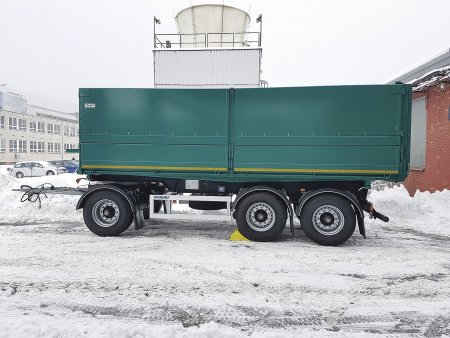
64;126;76;137
30;141;45;153
9;140;16;152
38;142;45;153
47;123;61;134
0;139;5;152
0;116;4;129
19;118;27;131
31;121;45;133
30;141;37;152
38;122;45;133
19;140;27;152
64;143;77;150
48;142;61;154
9;117;18;130
9;140;27;153
410;97;427;169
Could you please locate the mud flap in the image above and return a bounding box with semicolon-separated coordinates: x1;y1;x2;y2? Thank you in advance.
356;211;366;238
134;203;146;230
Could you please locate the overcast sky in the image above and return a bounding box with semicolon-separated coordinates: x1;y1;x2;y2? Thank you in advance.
1;0;449;113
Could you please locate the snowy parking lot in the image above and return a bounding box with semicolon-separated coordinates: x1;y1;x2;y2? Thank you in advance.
0;169;449;337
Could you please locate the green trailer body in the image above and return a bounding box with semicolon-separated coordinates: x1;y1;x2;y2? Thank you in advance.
79;84;412;187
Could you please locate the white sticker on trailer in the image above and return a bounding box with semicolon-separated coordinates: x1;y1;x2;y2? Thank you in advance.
185;180;199;190
84;103;96;108
154;195;170;200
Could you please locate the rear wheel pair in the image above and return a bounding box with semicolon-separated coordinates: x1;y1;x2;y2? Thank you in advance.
235;193;355;245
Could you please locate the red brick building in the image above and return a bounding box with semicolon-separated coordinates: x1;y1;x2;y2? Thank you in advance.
391;49;450;195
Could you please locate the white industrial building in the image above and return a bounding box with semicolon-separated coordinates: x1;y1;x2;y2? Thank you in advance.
153;4;265;88
0;91;79;164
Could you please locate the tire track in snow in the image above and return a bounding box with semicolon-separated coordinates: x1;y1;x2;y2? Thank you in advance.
2;280;450;335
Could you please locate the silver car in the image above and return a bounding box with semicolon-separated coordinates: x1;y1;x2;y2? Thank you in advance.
10;161;67;178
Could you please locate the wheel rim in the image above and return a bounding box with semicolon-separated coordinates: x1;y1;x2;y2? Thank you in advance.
245;202;276;232
92;199;120;227
312;204;345;236
16;172;23;178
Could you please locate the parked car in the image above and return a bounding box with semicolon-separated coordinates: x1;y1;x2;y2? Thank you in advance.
49;160;79;173
10;161;67;178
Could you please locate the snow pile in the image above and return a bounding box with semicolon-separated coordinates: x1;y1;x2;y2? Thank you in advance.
369;185;450;236
0;169;85;224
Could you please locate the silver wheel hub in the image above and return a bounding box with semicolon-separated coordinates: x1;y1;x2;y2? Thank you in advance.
246;202;276;232
312;204;345;236
92;199;120;227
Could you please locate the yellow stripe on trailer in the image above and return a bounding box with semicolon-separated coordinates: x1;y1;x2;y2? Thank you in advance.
81;164;227;172
234;168;399;175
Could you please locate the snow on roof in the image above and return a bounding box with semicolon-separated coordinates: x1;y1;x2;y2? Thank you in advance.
408;64;450;92
387;47;450;88
386;47;450;83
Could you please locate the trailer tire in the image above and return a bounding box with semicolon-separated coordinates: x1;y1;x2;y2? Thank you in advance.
236;192;287;242
83;191;133;236
300;194;356;246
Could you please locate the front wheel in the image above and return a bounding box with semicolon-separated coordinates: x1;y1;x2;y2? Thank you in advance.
83;191;133;236
46;170;55;176
235;192;287;242
300;194;356;246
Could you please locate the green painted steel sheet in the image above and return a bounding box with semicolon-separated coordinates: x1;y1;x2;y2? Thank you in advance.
79;85;412;183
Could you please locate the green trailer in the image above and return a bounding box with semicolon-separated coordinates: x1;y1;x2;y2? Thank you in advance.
77;84;412;245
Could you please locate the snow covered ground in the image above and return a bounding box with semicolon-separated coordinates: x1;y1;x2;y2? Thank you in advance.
0;167;449;337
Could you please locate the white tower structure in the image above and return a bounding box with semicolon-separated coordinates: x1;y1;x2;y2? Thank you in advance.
153;4;264;88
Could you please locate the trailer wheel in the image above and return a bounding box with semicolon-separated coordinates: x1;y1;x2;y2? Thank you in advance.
83;191;133;236
300;195;356;246
236;192;287;242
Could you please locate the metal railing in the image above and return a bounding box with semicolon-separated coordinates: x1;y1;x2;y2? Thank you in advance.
154;32;261;49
